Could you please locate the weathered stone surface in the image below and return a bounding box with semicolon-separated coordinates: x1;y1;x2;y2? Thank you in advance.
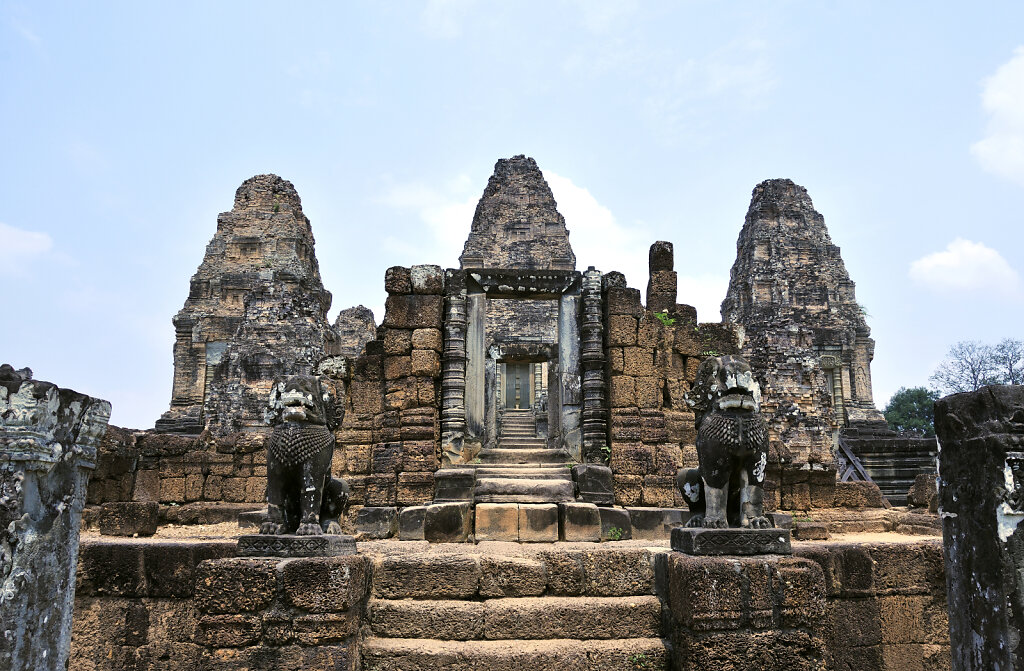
558;502;601;542
99;501;158;537
572;464;614;506
936;385;1024;670
459;155;575;271
157;174;337;434
373;554;480;599
672;527;792;556
518;503;559;542
721;179;886;465
333;305;376;358
0;366;111;671
599;506;632;541
398;505;426;540
424;502;474;543
236;534;356;557
475;503;520;542
478;556;546;597
626;507;687;540
355;506;398;539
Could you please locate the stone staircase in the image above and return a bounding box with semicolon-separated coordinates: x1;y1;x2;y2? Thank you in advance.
361;549;671;670
473;409;574;504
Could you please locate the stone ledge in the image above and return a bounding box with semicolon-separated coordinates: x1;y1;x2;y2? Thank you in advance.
672;527;792;556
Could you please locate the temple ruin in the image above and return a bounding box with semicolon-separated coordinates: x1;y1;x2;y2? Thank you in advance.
49;154;964;671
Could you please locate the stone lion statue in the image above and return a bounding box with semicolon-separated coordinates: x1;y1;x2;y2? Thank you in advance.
260;375;349;536
678;355;770;529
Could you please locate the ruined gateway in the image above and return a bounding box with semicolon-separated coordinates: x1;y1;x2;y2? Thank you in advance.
66;155;957;671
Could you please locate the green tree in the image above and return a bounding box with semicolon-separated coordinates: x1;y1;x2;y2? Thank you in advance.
929;338;1024;393
883;386;940;437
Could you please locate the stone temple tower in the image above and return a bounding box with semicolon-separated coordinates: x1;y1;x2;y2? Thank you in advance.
721;179;886;464
156;174;337;434
459;155;575;271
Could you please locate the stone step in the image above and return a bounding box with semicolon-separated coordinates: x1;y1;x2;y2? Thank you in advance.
475;467;572;480
368;595;662;640
497;441;549;449
478;448;568;464
361;637;671;671
475;478;575;503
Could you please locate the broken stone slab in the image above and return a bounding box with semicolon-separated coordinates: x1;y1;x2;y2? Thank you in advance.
599;507;632;541
99;502;159;537
1;365;111;671
671;527;792;556
236;533;357;557
767;512;793;529
424;502;474;543
399;506;426;541
356;506;398;539
518;503;559;542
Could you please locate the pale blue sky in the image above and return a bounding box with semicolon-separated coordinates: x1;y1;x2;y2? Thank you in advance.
2;2;1022;429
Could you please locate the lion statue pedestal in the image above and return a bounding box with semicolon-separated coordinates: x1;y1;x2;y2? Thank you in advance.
237;374;356;558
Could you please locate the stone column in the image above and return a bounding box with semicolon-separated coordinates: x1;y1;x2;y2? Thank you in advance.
558;291;582;461
441;290;468;464
581;267;608;462
936;385;1024;670
1;365;111;671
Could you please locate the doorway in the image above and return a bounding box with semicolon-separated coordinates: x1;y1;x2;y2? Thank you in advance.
504;363;532;409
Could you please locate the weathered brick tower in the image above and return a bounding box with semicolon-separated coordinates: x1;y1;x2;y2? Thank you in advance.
721;178;886;465
156;174;338;434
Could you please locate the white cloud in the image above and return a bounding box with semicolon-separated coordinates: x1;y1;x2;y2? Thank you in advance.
569;0;638;35
420;0;474;39
909;238;1021;297
0;222;54;276
545;171;727;322
379;176;478;266
971;47;1024;186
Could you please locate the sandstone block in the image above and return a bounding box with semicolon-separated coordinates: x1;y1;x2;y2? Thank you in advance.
281;556;369;612
641;474;677;507
635;375;660;409
399;506;426;540
580;549;656;596
410;264;444;294
411;327;442;351
613;474;643;506
400;440;437;472
194;558;277;614
383;294;443;329
355;506;398;539
384;266;412;294
833;480;887;508
608;347;624;374
99;502;159;537
793;521;830;540
424;502;474;543
599;507;632;541
345;443;371;474
371;442;402;473
622;347;655;377
479;556;546;597
559;502;601;542
475;503;520;542
609;442;652;475
197;614;261;648
410;349;440;377
518;503;559;542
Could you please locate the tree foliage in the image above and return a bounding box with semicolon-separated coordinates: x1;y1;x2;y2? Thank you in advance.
883;386;939;436
929;338;1024;394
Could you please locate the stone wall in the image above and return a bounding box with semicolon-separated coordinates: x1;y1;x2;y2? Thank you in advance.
332;305;377;359
71;539;368;670
70;538;948;671
602;270;739;509
333;265;444;509
666;540;949;670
